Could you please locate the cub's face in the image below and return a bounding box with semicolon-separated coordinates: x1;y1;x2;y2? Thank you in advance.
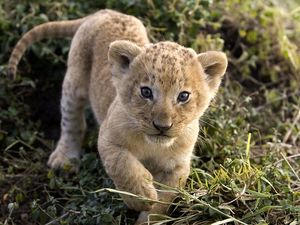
109;41;227;145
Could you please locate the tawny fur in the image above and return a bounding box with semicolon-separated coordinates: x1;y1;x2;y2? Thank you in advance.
8;9;227;224
7;18;86;79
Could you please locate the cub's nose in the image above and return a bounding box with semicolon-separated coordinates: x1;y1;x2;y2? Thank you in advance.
153;121;173;132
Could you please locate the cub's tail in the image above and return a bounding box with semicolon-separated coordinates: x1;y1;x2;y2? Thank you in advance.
7;18;85;79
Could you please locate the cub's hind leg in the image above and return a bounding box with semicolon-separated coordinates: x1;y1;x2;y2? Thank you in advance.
47;72;88;172
47;21;92;172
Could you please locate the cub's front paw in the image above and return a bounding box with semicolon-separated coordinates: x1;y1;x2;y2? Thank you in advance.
47;144;80;172
122;177;158;212
135;209;165;225
135;211;151;225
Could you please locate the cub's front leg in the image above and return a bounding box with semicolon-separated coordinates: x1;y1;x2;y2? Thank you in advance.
136;163;190;225
98;138;158;212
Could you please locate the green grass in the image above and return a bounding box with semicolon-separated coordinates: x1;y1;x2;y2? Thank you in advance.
0;0;299;224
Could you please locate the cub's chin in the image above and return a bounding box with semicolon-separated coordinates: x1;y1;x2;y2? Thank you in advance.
144;134;175;147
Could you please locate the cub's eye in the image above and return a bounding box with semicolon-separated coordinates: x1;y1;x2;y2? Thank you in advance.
140;87;153;99
177;91;190;103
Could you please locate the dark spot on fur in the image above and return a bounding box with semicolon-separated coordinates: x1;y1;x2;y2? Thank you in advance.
121;21;126;31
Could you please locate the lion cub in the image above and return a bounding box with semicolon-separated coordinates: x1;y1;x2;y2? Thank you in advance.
8;9;227;224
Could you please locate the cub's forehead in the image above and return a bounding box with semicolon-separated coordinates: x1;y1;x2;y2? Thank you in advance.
134;42;200;87
142;42;196;70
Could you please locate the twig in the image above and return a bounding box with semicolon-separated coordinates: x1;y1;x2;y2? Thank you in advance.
274;153;300;166
224;183;247;205
45;210;81;225
45;212;69;225
91;188;173;206
280;153;300;182
283;109;300;143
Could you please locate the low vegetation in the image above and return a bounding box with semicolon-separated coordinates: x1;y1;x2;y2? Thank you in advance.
0;0;299;224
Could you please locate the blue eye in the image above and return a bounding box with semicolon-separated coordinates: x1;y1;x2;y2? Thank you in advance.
177;91;190;103
141;87;153;99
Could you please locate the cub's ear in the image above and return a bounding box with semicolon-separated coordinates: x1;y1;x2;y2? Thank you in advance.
108;40;141;78
197;51;228;94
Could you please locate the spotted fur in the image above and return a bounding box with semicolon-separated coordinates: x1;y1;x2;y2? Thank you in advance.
8;9;227;224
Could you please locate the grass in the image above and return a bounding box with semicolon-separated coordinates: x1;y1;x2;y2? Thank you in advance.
0;0;299;224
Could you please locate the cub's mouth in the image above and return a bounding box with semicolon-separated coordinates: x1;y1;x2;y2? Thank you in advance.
144;133;175;146
149;133;170;138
